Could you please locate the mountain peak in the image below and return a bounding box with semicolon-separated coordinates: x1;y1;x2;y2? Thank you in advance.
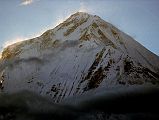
47;12;110;42
72;12;90;16
70;12;94;18
67;12;101;23
1;12;159;103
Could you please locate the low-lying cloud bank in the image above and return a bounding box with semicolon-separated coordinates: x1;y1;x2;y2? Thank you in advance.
0;86;159;120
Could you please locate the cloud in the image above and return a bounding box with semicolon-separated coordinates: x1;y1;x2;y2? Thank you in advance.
53;15;70;28
79;2;88;12
20;0;34;6
2;37;26;49
52;2;90;28
0;32;43;59
2;28;46;50
0;37;26;59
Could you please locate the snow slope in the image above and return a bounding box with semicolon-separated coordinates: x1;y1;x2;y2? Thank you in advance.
0;12;159;102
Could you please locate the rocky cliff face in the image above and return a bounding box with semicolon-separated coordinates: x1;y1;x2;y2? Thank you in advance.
0;12;159;102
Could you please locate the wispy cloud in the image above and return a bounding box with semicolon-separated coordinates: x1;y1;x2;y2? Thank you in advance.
79;2;88;12
3;37;26;48
20;0;34;6
52;2;90;27
0;37;26;59
0;28;50;59
2;31;44;49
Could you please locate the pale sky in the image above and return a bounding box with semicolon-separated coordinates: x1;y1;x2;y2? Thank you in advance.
0;0;159;56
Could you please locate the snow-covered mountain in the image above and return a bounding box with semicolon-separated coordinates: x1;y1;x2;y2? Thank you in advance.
0;12;159;102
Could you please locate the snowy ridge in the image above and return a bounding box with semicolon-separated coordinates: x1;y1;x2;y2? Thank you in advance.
0;12;159;102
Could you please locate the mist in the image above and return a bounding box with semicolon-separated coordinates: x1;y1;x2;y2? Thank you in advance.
0;86;159;120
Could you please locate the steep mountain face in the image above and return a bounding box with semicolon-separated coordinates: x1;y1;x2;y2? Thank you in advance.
0;12;159;102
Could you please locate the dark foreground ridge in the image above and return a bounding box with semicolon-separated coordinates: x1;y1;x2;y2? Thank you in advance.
0;86;159;120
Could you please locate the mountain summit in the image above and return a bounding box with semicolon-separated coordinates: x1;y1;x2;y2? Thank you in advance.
0;12;159;102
